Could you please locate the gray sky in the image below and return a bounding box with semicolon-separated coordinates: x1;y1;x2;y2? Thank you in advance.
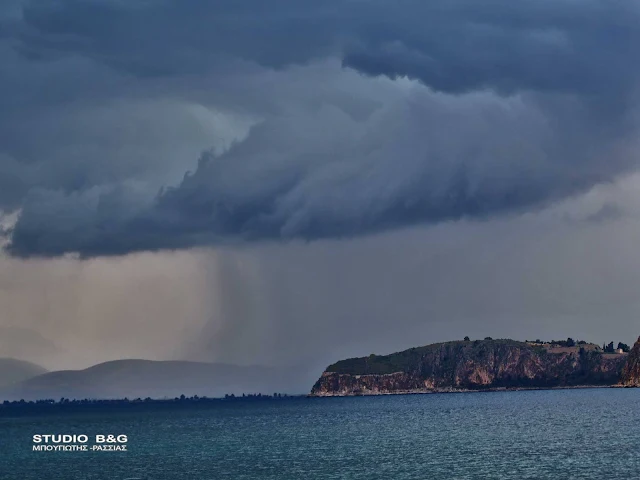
0;0;639;373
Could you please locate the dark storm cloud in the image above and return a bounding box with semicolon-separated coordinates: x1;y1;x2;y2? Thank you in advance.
15;0;344;75
13;0;640;95
7;89;637;257
3;0;640;256
343;1;640;96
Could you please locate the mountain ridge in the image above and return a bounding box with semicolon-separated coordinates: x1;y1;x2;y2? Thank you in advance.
0;359;312;401
0;358;48;388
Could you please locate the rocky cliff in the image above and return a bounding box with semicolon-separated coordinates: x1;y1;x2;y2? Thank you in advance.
620;337;640;386
311;339;628;396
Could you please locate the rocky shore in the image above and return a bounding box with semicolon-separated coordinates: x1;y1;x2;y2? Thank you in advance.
619;337;640;386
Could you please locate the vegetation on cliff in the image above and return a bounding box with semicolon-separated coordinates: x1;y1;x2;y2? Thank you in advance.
326;339;536;375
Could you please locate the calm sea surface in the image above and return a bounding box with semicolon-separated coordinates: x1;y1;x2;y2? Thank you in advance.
2;388;639;479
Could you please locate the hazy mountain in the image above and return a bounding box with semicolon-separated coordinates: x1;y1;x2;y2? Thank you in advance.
0;358;48;388
0;326;61;364
0;359;316;401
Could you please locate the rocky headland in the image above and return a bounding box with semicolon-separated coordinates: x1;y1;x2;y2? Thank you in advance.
620;337;640;386
311;339;629;396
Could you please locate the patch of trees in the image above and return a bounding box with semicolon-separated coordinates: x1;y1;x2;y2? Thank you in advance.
524;338;631;352
526;338;582;346
602;342;631;353
618;342;631;352
0;393;303;412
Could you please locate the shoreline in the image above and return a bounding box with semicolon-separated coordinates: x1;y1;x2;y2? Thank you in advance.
309;384;638;397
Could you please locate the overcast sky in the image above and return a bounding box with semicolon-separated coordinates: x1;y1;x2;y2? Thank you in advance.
1;0;640;374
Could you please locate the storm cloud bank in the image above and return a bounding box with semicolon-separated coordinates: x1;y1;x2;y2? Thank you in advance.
2;0;640;256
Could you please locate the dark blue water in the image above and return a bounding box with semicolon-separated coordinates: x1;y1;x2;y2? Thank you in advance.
2;388;639;479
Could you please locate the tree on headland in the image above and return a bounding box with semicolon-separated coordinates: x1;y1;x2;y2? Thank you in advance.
464;336;470;341
618;342;631;353
566;338;576;347
484;337;493;341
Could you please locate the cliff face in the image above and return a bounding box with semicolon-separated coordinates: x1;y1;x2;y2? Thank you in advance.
620;337;640;386
311;340;627;396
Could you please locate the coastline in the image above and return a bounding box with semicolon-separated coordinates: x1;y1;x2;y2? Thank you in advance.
308;384;635;398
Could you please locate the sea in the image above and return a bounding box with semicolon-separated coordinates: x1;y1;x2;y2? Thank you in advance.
2;388;639;479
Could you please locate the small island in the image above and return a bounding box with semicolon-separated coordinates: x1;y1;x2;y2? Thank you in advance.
311;337;640;396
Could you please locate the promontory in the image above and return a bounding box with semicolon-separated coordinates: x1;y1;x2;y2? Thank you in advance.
310;338;630;396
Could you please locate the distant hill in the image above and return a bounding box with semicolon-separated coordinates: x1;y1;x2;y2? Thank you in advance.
311;339;629;396
0;358;48;388
0;326;61;363
0;359;313;401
